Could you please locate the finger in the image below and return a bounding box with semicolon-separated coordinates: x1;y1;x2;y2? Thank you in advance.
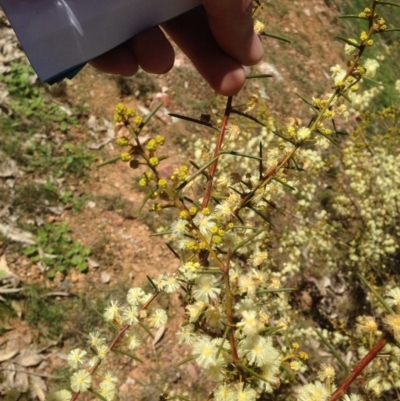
201;0;263;66
128;26;175;74
162;7;247;96
89;43;139;76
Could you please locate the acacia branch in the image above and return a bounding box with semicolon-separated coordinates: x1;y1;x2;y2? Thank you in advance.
202;96;233;208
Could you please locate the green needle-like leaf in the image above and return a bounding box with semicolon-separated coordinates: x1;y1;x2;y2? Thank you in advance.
261;31;291;43
295;93;319;112
97;155;121;168
113;348;144;363
237;363;270;382
169;113;218;130
197;269;223;275
376;1;400;7
248;205;275;227
271;129;296;144
215;326;230;360
151;231;172;237
141;102;163;127
220;150;262;161
231;225;260;230
257;288;295;294
175;355;195;367
189;160;211;179
233;228;265;253
139;321;154;339
335;36;361;47
317;131;341;149
166;243;180;259
362;77;386;87
377;28;400;32
358;274;395;315
338;14;367;19
146;275;158;292
137;189;155;217
280;363;296;382
88;387;108;401
246;74;274;79
316;329;350;374
177;156;219;190
231;108;267;126
272;177;296;191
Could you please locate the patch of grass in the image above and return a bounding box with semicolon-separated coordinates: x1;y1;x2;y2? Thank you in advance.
60;190;92;212
96;194;136;220
264;1;289;18
24;284;74;339
24;221;92;278
90;235;121;268
71;296;109;337
23;282;114;341
56;143;95;178
23;140;95;178
48;367;70;394
0;62;93;178
0;63;79;129
0;299;16;335
97;194;128;213
13;181;60;216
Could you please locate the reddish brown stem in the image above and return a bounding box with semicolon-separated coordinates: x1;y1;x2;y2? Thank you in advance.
201;96;233;209
329;337;386;401
70;292;159;401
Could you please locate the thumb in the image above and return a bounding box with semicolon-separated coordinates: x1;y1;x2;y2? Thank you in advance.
201;0;264;66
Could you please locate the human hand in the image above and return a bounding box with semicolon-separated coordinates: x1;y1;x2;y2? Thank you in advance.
89;0;263;96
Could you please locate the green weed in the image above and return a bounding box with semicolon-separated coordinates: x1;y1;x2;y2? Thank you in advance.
24;140;94;177
23;221;92;278
13;181;60;216
0;63;79;129
24;284;74;339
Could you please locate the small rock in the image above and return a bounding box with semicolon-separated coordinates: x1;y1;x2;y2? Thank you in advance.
87;258;100;268
87;115;98;131
100;271;111;284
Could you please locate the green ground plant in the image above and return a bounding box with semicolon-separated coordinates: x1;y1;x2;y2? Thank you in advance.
24;284;75;339
0;62;92;177
40;1;400;401
0;63;79;129
23;222;92;279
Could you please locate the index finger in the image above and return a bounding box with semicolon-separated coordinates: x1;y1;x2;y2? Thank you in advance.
201;0;263;66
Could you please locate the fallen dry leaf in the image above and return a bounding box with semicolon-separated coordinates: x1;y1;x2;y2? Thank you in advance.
19;353;43;368
29;376;47;401
0;349;19;362
152;325;166;347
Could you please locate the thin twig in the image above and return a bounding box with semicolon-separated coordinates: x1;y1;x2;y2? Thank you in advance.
201;96;233;208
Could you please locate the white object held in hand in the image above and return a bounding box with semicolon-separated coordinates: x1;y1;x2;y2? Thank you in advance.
0;0;199;83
